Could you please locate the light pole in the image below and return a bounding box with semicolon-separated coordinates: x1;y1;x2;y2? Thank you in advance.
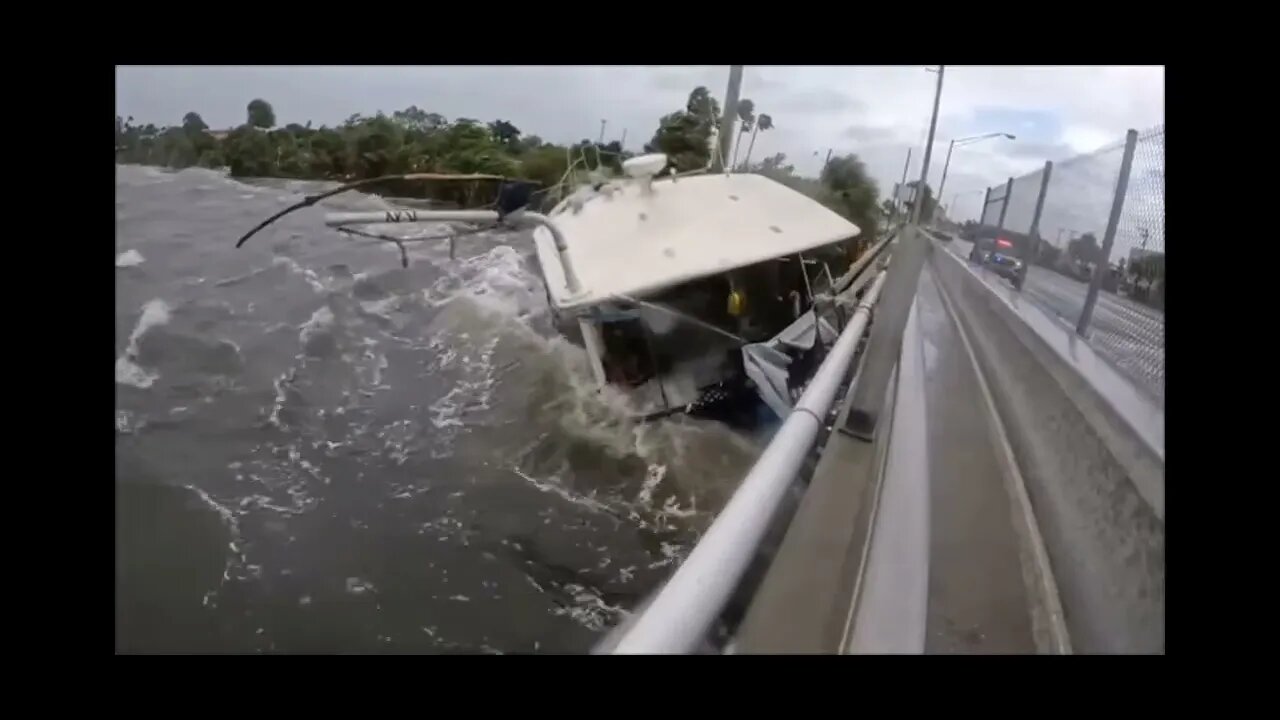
936;132;1016;211
912;65;945;225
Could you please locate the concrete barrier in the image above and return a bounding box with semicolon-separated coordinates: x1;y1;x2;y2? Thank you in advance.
931;244;1164;653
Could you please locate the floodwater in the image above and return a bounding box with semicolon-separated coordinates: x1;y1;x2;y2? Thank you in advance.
115;165;763;653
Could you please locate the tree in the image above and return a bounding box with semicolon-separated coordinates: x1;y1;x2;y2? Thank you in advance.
223;124;276;177
754;152;794;176
741;113;772;169
247;99;275;129
182;111;208;134
1035;241;1061;268
901;180;936;223
645;86;722;172
1067;232;1100;264
820;154;879;238
731;98;755;169
488;119;522;147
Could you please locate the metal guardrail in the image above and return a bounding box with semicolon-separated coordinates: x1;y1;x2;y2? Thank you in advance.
608;267;891;654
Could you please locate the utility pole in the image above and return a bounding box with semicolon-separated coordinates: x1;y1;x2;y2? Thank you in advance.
598;119;607;144
912;65;945;225
821;148;833;175
714;65;744;173
842;65;944;441
937;139;956;207
893;148;911;222
619;128;627;151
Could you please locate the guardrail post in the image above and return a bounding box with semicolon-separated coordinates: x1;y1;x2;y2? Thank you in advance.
842;225;930;440
1076;128;1138;336
1021;161;1053;282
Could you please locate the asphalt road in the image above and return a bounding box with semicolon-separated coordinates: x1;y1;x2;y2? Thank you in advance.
946;237;1164;403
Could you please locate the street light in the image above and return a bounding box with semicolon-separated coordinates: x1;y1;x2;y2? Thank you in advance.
936;132;1016;210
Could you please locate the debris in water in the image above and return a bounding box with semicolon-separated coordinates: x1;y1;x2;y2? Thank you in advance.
346;577;376;595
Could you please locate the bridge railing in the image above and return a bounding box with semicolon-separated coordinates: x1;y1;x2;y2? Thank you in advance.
601;236;901;654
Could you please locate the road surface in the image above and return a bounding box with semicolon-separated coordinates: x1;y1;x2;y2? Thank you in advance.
947;238;1164;404
734;263;1048;653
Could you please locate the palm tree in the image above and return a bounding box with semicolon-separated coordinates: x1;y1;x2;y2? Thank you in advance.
742;113;773;169
731;99;755;170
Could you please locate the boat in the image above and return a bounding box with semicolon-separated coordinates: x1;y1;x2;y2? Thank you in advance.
527;153;864;425
235;150;865;428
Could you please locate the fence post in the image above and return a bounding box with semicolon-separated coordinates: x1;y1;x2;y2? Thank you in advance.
1022;160;1054;276
1076;129;1138;337
996;177;1013;233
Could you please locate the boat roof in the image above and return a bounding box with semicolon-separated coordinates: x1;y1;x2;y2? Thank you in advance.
532;172;861;311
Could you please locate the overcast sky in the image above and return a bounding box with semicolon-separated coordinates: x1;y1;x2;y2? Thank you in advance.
116;65;1163;228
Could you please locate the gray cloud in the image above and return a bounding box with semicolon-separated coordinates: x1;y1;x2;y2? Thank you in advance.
842;125;897;144
1004;140;1079;160
776;89;865;115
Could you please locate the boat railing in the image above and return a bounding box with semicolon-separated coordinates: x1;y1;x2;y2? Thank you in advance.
604;239;896;654
322;208;584;298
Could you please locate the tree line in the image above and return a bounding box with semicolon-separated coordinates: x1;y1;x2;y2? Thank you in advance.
115;87;884;241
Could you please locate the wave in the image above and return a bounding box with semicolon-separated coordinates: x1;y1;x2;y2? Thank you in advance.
116;298;171;388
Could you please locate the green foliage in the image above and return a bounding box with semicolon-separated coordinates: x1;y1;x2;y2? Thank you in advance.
488;119;522;148
900;180;935;222
247;99;275;128
115;85;879;225
742;150;881;248
1068;232;1100;263
1035;240;1062;268
182;112;208;134
737;98;756;132
646;86;722;172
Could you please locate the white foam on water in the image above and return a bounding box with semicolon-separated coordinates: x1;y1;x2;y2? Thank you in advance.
552;583;626;631
272;256;328;294
267;368;296;429
510;467;619;517
297;306;335;345
359;296;399;319
346;577;376;595
635;463;667;508
115;357;159;389
186;485;246;609
128;299;171;354
116;249;145;267
116;299;171;388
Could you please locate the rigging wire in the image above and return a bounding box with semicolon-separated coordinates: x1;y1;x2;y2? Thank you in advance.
234;172;534;250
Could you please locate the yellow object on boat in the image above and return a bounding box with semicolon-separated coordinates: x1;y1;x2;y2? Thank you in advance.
727;289;747;316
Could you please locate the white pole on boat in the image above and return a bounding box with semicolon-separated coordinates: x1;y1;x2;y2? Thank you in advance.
323;209;585;296
714;66;745;173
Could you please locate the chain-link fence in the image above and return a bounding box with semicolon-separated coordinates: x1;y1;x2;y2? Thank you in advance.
963;124;1164;403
